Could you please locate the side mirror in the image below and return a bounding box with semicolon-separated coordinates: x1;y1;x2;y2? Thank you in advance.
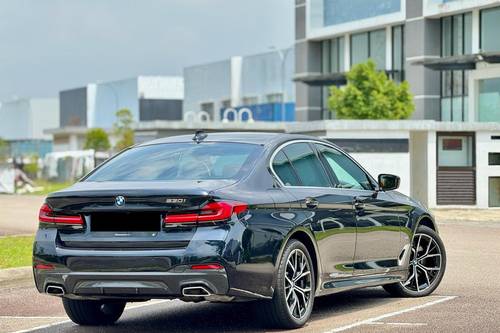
378;174;400;191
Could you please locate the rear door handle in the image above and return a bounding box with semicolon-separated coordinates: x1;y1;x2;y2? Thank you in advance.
305;197;319;209
353;200;365;210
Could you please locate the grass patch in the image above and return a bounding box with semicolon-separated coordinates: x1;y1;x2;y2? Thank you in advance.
0;236;35;269
30;180;73;195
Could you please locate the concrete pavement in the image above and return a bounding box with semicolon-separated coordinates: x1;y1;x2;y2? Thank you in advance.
0;195;44;236
1;221;499;332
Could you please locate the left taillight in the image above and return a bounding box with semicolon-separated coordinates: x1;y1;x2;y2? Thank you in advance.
39;203;84;228
164;201;248;225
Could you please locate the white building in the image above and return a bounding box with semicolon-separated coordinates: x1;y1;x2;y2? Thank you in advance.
59;76;183;129
0;98;59;157
52;76;183;151
183;48;295;122
134;119;500;209
0;98;59;140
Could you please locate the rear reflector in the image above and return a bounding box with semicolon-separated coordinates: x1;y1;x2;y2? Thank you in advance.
191;264;224;270
34;263;55;270
39;203;83;226
164;201;248;225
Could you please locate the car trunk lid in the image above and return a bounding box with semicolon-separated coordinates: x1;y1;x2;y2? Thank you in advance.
46;180;233;249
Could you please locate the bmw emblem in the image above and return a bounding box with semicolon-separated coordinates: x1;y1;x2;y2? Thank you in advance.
115;196;125;207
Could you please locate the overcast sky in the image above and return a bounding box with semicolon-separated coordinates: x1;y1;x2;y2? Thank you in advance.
0;0;294;101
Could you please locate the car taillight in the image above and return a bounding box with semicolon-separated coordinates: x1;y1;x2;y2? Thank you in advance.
39;203;84;227
164;201;248;225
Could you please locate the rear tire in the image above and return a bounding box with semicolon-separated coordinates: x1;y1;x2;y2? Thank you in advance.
384;225;446;297
62;298;126;326
261;239;315;329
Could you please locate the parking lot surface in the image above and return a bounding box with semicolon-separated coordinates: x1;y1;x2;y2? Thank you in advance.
1;194;499;332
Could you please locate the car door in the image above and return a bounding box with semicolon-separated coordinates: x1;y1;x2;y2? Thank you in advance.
271;142;357;283
314;143;402;277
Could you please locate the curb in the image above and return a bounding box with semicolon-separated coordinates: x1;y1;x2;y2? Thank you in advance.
0;266;32;284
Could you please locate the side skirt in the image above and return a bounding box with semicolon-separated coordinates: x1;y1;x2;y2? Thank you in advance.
316;271;407;297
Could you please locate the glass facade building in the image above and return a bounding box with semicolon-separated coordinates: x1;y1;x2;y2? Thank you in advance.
323;0;400;26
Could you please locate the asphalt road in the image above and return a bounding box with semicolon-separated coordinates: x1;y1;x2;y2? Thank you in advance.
1;220;500;333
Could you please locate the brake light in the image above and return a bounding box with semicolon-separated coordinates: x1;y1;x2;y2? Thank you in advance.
39;203;84;226
34;263;55;270
164;201;248;225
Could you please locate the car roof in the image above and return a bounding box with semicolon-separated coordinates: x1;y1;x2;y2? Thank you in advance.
137;132;329;148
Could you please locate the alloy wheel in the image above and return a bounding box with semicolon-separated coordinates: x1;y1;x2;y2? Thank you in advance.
284;249;312;320
401;233;443;293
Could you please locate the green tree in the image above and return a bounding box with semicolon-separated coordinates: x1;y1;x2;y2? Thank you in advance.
84;128;111;151
329;60;414;120
113;108;135;151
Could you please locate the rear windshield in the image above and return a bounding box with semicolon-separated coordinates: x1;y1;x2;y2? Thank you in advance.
85;142;263;182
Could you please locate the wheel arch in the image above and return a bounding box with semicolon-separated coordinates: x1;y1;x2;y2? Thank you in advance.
415;214;439;234
274;228;322;294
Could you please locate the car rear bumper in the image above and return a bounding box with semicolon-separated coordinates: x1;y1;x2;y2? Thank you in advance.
35;268;230;300
32;226;275;301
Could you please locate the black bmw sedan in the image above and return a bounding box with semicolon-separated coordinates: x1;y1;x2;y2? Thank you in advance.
33;132;446;328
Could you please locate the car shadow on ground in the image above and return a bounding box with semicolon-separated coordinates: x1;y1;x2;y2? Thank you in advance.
47;288;395;333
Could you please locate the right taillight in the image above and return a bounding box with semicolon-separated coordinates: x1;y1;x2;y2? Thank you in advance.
164;201;248;226
39;203;84;228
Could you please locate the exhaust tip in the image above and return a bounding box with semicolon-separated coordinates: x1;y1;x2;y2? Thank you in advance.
46;285;65;296
182;285;212;297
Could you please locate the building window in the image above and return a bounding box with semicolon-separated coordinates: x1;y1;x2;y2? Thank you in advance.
200;102;214;118
323;0;400;27
392;25;405;82
350;29;386;69
241;97;258;106
440;13;472;122
481;7;500;52
489;177;500;207
321;36;345;74
479;78;500;122
438;135;474;167
221;100;231;109
266;93;283;103
489;153;500;166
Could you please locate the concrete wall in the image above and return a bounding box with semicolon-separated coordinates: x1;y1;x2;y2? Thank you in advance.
476;132;500;208
29;98;60;139
183;59;232;120
351;152;410;195
240;49;295;104
91;79;139;128
0;98;59;140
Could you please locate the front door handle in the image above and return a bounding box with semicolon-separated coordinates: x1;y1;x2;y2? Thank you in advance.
305;197;319;209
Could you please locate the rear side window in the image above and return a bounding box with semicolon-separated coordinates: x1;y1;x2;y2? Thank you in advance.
85;142;262;182
279;143;330;187
272;151;300;186
316;144;373;190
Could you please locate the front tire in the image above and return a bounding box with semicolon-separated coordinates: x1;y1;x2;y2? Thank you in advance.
62;298;126;326
384;225;446;297
261;239;315;329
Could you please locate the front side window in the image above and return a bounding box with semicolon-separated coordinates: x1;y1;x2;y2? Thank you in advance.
85;142;262;182
279;143;330;187
316;144;373;190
